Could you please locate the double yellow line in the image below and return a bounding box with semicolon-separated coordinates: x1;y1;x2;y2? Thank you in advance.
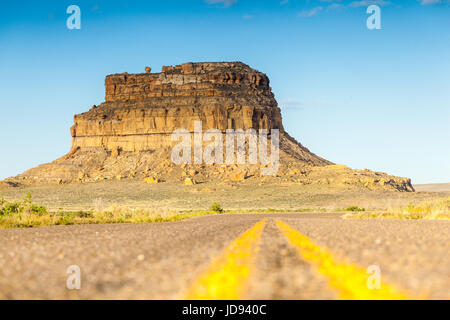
185;218;267;299
275;220;411;300
185;218;415;300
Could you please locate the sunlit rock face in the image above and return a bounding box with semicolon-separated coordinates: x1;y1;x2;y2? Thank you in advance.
71;62;285;152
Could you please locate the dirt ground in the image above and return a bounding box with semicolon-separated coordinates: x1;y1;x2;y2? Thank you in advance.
1;179;448;212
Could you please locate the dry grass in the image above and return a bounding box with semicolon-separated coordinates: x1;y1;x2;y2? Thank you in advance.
0;205;225;229
0;180;446;212
1;180;449;227
0;194;322;228
0;194;232;228
0;207;324;229
344;197;450;220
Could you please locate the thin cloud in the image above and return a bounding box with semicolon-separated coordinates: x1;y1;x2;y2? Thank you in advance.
280;98;328;110
420;0;441;4
205;0;237;7
348;0;391;7
297;6;323;18
280;99;304;110
327;3;345;10
280;0;289;4
243;14;253;19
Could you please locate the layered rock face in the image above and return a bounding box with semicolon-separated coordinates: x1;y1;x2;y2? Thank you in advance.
71;62;284;152
5;62;414;192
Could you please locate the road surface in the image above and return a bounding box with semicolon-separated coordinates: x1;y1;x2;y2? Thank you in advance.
0;213;448;299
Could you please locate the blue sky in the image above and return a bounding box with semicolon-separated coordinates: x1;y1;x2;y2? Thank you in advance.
0;0;449;184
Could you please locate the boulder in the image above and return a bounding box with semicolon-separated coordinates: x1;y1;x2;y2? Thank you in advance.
145;177;160;184
184;177;196;185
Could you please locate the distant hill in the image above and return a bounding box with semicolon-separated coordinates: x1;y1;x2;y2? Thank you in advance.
414;183;450;193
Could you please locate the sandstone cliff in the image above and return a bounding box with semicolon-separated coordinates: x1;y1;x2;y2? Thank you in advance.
4;62;414;192
73;62;290;153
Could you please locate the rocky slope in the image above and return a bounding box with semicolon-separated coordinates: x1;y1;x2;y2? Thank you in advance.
3;62;414;192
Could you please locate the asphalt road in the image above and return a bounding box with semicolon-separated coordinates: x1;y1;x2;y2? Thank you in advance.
0;213;448;299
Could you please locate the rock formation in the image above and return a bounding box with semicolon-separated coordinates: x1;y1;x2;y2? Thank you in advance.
4;62;414;191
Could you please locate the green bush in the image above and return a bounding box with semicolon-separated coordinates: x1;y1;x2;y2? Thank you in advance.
0;194;48;216
61;211;93;218
25;192;32;205
31;205;47;216
345;206;366;212
211;202;224;213
0;201;22;216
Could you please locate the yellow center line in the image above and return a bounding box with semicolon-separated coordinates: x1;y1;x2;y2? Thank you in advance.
185;218;267;300
275;219;418;300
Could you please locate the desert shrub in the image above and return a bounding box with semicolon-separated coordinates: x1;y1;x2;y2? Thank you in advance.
0;201;22;216
345;206;365;212
344;197;450;220
25;192;32;205
64;211;93;218
0;194;48;217
31;205;47;216
55;216;74;225
211;202;224;213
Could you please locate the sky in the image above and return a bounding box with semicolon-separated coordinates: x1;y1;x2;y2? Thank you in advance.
0;0;449;184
